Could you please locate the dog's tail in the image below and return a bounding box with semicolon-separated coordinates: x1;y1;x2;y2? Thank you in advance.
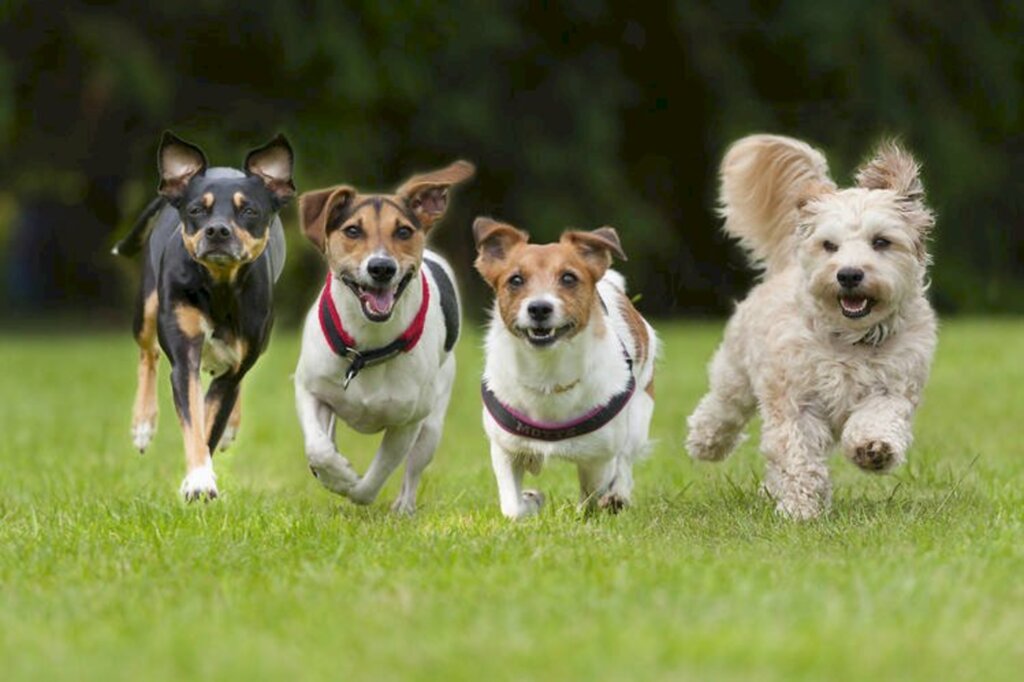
111;196;165;257
718;134;835;273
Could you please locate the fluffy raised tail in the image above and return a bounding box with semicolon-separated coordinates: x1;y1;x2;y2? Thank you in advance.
111;196;165;257
718;134;835;273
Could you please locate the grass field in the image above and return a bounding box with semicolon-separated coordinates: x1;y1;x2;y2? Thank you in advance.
1;320;1022;681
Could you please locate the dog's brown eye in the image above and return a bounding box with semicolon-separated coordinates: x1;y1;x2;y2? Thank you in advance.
394;226;414;241
187;204;205;217
560;271;578;286
507;274;524;289
872;236;891;250
241;206;259;218
342;225;363;239
823;240;839;253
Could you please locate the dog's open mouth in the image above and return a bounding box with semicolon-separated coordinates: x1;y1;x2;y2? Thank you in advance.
522;325;573;348
342;272;413;322
838;295;875;319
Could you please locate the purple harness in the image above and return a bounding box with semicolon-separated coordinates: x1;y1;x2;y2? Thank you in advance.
481;345;636;442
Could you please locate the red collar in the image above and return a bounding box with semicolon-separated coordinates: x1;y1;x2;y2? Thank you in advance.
318;270;430;388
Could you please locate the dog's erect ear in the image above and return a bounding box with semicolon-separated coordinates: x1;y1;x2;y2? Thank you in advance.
473;217;528;285
158;131;207;202
855;140;935;245
298;185;357;251
855;140;924;199
245;134;296;206
396;160;476;231
562;226;627;279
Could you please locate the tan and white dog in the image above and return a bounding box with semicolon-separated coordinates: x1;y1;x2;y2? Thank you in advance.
473;219;657;519
686;135;937;520
294;161;474;513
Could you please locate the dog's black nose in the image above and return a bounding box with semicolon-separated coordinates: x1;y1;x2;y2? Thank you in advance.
836;267;864;289
367;257;397;283
527;300;554;322
204;225;232;240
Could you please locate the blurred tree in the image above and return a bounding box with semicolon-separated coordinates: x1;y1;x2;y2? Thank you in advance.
0;0;1020;323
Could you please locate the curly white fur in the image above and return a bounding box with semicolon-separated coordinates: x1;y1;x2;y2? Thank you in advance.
687;135;937;520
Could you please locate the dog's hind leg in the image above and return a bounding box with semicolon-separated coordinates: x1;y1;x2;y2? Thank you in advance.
686;344;756;462
214;386;242;451
347;423;421;506
391;386;453;515
131;290;160;453
760;398;834;520
576;457;626;513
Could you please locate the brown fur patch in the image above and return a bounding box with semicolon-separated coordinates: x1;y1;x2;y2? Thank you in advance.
324;196;425;279
132;292;160;435
233;223;270;263
179;372;208;472
233;191;246;210
618;292;649;369
486;240;603;340
227;394;241;432
180;224;202;260
174;303;208;338
202;192;214;209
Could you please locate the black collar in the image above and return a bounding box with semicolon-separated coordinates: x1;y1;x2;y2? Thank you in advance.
481;343;635;442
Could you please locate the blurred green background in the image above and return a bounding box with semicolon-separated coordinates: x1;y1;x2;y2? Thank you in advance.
1;0;1021;325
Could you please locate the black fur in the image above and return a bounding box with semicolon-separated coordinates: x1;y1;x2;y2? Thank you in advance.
116;132;293;455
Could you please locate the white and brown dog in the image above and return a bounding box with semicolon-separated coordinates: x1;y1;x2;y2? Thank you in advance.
294;161;474;513
686;135;937;520
473;219;657;519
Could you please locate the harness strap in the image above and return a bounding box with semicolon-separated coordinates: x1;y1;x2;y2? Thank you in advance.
423;258;460;352
481;344;636;442
318;270;431;388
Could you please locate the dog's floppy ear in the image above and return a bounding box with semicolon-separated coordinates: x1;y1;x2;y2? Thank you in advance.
245;134;296;207
855;140;936;250
298;185;356;251
158;131;207;203
396;160;476;231
473;217;528;285
562;226;627;279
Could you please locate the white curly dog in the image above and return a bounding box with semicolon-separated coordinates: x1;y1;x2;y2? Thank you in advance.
686;134;937;520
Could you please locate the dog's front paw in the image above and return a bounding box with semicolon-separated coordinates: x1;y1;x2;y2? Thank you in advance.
180;463;218;502
132;419;156;453
849;439;902;473
307;448;360;495
763;465;831;521
502;489;545;520
598;491;630;514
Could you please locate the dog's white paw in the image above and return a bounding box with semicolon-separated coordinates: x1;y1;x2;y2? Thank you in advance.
132;420;156;453
180;462;218;502
503;489;545;520
307;448;360;495
391;495;417;516
218;425;238;451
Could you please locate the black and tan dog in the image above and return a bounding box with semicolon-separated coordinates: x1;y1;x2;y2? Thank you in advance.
113;132;294;500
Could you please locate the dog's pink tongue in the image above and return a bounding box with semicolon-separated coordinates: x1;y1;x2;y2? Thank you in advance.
362;288;395;315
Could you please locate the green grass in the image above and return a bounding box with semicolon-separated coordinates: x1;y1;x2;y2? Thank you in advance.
1;320;1023;681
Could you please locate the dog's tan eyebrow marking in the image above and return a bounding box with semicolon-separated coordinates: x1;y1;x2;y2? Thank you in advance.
233;191;247;209
202;192;215;209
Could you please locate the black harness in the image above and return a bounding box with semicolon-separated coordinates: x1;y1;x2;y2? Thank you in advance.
481;343;636;442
